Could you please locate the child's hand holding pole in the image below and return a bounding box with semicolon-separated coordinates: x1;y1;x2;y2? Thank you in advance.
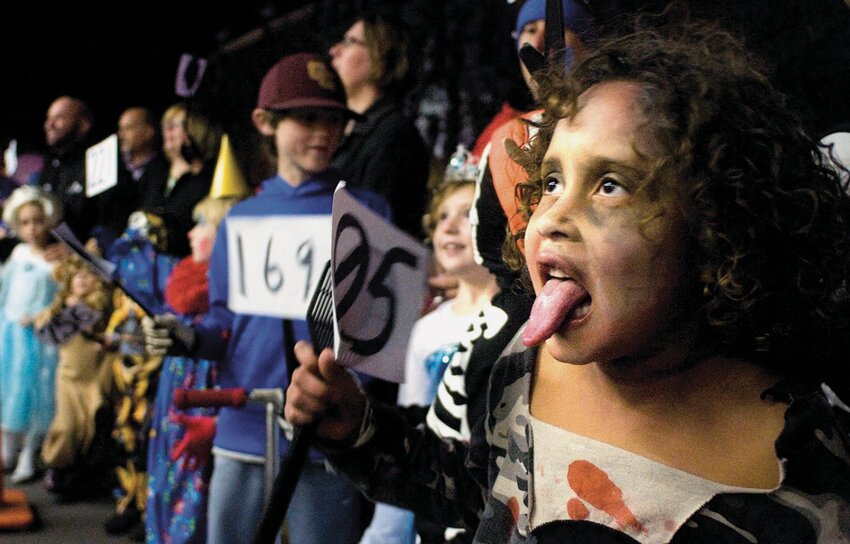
284;340;367;445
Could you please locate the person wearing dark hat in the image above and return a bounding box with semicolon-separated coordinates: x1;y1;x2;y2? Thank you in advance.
461;0;599;320
471;0;596;159
142;52;390;544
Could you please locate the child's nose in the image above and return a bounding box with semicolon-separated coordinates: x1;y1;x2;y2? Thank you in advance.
530;29;545;51
444;222;460;234
535;196;580;241
443;214;464;232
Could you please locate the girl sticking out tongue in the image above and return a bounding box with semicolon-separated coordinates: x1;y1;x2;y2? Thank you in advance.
284;16;850;543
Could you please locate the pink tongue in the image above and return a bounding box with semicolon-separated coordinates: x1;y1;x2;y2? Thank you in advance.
522;279;587;346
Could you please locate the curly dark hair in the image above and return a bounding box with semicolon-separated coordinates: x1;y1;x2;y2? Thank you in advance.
507;14;850;386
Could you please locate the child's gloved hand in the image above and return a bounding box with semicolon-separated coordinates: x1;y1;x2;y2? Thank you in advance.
169;412;216;470
142;314;196;356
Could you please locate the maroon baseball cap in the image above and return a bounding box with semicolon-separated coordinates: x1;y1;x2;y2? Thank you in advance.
257;52;354;116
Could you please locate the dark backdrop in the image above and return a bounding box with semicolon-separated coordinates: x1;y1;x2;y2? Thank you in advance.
3;0;849;187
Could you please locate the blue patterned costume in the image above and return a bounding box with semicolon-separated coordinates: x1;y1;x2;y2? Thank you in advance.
104;222;178;531
146;257;215;544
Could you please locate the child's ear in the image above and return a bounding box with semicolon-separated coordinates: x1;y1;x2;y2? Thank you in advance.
251;109;276;136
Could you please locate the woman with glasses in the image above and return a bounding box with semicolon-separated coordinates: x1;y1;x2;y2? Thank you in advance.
328;13;431;239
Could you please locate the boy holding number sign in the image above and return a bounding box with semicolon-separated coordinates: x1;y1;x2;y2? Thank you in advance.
143;52;390;544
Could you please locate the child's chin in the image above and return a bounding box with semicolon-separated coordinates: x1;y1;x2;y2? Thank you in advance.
543;334;597;365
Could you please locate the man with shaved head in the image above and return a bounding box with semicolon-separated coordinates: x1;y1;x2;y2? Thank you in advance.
38;96;98;242
44;96;93;149
107;106;169;249
117;107;166;185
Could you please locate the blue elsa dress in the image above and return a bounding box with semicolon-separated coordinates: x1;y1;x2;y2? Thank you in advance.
0;243;58;433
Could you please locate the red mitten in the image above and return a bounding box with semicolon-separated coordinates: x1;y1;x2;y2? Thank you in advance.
169;412;216;470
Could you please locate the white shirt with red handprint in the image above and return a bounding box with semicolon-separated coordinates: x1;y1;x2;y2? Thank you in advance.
528;417;782;544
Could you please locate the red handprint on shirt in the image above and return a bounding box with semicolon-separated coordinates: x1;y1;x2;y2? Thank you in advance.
567;460;646;534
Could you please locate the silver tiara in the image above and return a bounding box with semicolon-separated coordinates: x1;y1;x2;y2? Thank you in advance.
444;144;480;183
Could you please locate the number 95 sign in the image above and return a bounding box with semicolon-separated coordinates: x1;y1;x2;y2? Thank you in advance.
332;186;430;383
226;215;331;319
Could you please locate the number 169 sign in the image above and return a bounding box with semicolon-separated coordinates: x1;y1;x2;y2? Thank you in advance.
226;215;332;319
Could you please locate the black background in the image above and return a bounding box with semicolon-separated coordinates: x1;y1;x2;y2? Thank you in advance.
1;1;523;185
3;0;850;186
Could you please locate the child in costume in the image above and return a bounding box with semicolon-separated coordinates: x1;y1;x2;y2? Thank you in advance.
36;255;114;501
103;211;179;539
285;18;850;543
146;136;249;544
0;186;61;483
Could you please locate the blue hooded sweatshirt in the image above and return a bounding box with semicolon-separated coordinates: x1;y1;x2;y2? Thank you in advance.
194;171;390;458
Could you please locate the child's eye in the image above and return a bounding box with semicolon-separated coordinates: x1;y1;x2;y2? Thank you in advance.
597;176;627;197
543;174;563;195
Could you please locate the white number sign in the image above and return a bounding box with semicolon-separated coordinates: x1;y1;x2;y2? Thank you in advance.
85;134;118;197
226;215;332;319
332;185;431;383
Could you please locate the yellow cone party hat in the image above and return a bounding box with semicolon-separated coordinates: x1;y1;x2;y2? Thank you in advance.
209;133;250;198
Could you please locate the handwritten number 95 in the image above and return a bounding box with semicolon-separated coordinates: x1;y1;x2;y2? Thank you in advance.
334;213;417;356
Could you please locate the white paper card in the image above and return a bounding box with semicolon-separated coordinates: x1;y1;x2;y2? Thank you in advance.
85;134;118;197
331;184;430;383
227;215;332;318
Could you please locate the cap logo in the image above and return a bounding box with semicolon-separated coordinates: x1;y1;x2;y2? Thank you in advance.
307;60;335;91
